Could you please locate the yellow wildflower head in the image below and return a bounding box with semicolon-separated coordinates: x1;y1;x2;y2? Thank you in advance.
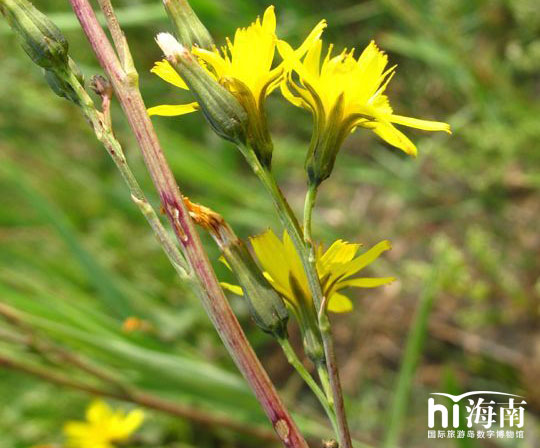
150;6;326;166
278;38;451;186
63;400;144;448
246;229;395;314
221;229;394;361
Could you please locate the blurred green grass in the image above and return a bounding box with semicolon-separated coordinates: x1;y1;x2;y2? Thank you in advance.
1;0;539;447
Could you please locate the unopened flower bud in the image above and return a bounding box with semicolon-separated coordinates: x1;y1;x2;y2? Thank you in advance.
182;196;289;338
44;58;83;104
0;0;68;70
221;77;274;167
222;239;289;338
305;93;348;187
289;276;325;363
156;33;247;144
163;0;213;49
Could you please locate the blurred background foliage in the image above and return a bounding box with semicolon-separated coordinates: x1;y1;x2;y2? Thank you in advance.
0;0;539;447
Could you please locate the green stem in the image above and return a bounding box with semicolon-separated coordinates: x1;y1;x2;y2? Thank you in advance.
65;69;190;279
240;146;352;448
303;184;318;250
302;181;352;448
317;362;333;405
278;337;338;435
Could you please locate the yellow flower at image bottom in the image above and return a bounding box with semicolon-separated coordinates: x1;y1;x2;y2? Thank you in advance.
63;400;144;448
222;229;395;313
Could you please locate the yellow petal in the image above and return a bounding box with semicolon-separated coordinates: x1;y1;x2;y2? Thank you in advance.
250;229;290;293
336;240;392;279
320;240;360;267
221;282;244;296
147;103;199;117
191;47;227;78
151;60;189;89
262;5;276;33
115;409;144;438
294;20;327;58
219;256;231;270
327;292;353;313
282;231;310;297
280;75;304;108
303;38;323;79
372;121;417;156
338;277;396;289
86;400;111;423
277;40;299;71
389;114;452;133
63;422;91;438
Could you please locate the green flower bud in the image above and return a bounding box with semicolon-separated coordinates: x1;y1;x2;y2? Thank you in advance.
182;196;288;338
156;32;247;144
163;0;213;50
221;77;274;168
222;239;289;338
289;276;325;363
305;93;350;188
0;0;68;70
44;58;84;104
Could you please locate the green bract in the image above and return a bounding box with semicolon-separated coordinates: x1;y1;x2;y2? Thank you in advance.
0;0;68;70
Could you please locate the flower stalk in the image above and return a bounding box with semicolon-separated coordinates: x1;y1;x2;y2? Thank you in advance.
238;142;354;448
183;197;337;428
68;1;309;446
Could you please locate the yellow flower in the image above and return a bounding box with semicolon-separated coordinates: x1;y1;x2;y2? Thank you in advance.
223;229;395;313
150;6;325;116
63;400;144;448
278;38;451;184
149;6;325;165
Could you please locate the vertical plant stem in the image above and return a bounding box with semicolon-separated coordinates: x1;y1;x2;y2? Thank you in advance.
67;70;190;279
278;336;338;434
303;183;351;448
317;363;333;404
240;146;353;448
382;261;442;448
303;185;318;251
68;2;309;447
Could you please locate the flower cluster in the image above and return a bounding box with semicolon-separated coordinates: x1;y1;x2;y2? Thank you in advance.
224;229;395;314
150;4;450;362
150;5;450;176
151;6;325;166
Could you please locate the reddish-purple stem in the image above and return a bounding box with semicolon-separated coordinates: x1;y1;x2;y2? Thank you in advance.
68;1;309;447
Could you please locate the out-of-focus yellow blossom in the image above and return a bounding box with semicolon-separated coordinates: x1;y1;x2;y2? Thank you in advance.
278;38;451;184
223;229;395;313
63;400;144;448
